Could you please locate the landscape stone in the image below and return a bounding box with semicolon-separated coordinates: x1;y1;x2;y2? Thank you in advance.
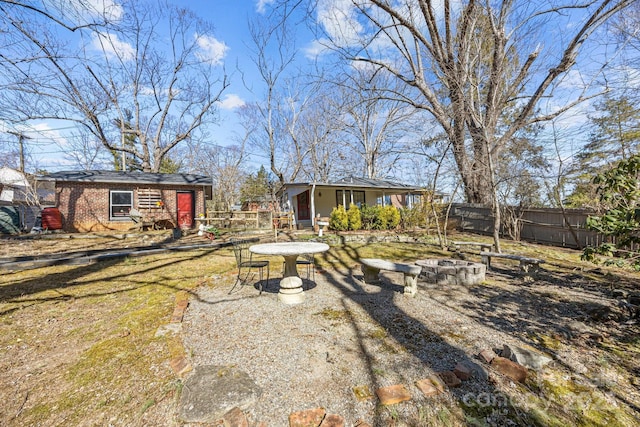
288;407;326;427
428;374;446;393
169;356;192;376
178;365;262;424
415;378;443;397
501;344;553;370
490;356;528;383
375;384;412;405
320;413;346;427
453;362;473;380
437;371;462;388
221;407;249;427
478;349;497;364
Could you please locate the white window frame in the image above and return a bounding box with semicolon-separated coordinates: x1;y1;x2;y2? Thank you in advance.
110;190;133;220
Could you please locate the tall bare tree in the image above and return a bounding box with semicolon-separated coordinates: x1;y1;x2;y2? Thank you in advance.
316;0;634;250
336;65;417;179
191;142;246;211
294;85;346;181
0;0;229;172
242;2;310;186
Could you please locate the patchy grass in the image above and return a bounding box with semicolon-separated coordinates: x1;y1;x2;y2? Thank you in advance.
0;236;235;426
1;231;640;426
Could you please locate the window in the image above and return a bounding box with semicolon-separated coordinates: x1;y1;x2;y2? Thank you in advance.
336;190;365;208
352;191;365;207
377;195;392;206
110;190;133;220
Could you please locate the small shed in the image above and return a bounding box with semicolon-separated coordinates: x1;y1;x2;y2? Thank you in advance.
37;170;212;232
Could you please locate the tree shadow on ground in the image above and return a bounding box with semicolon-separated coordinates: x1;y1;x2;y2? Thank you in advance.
310;241;640;425
0;246;226;316
456;264;640;417
314;245;533;426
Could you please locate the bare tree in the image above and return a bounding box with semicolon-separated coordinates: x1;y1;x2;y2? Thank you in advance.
317;0;634;251
61;131;107;170
296;86;347;182
0;1;229;172
336;65;417;179
191;142;246;211
241;1;319;187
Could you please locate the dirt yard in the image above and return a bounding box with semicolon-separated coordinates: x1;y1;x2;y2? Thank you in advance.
0;230;639;426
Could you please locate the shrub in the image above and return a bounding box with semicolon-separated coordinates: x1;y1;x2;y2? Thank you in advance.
399;206;423;229
347;203;362;230
360;204;382;230
380;205;401;230
329;205;349;231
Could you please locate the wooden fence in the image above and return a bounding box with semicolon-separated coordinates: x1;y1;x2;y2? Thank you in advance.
199;210;270;230
449;204;608;249
198;210;293;230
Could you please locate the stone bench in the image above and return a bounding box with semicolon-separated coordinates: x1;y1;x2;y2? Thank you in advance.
449;241;494;253
480;252;545;274
360;258;422;296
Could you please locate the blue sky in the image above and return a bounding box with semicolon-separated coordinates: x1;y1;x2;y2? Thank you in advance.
4;0;634;176
6;0;314;172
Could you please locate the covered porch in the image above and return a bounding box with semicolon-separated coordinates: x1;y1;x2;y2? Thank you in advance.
278;176;424;230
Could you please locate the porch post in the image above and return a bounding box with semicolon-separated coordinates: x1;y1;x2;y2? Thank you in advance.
342;190;346;208
350;189;354;206
287;192;296;227
310;183;316;228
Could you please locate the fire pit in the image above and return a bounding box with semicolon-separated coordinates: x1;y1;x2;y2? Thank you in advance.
415;259;486;286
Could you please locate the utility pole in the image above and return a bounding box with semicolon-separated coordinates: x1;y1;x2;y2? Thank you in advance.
121;131;127;172
7;131;31;172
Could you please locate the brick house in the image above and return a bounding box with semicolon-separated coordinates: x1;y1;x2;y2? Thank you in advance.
37;170;212;232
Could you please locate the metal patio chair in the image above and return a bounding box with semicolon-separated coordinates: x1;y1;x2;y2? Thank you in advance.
230;237;270;294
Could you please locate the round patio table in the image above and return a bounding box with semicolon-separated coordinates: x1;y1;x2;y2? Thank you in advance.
249;242;329;304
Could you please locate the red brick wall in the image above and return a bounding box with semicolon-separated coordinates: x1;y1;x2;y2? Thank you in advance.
55;182;206;232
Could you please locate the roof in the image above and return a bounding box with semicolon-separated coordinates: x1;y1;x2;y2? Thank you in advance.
38;170;212;186
283;175;421;191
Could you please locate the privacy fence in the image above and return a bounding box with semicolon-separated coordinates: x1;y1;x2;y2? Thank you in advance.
449;204;608;250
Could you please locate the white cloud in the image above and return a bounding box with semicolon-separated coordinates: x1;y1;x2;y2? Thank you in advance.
91;32;135;61
218;94;245;110
256;0;275;14
317;0;363;46
85;0;124;20
68;0;124;22
303;39;332;60
195;34;229;66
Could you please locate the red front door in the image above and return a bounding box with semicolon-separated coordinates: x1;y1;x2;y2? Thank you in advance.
177;192;194;228
297;190;310;220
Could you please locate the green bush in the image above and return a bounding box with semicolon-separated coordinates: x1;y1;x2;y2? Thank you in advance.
329;205;349;231
400;205;424;229
380;205;401;230
347;203;362;230
360;204;382;230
